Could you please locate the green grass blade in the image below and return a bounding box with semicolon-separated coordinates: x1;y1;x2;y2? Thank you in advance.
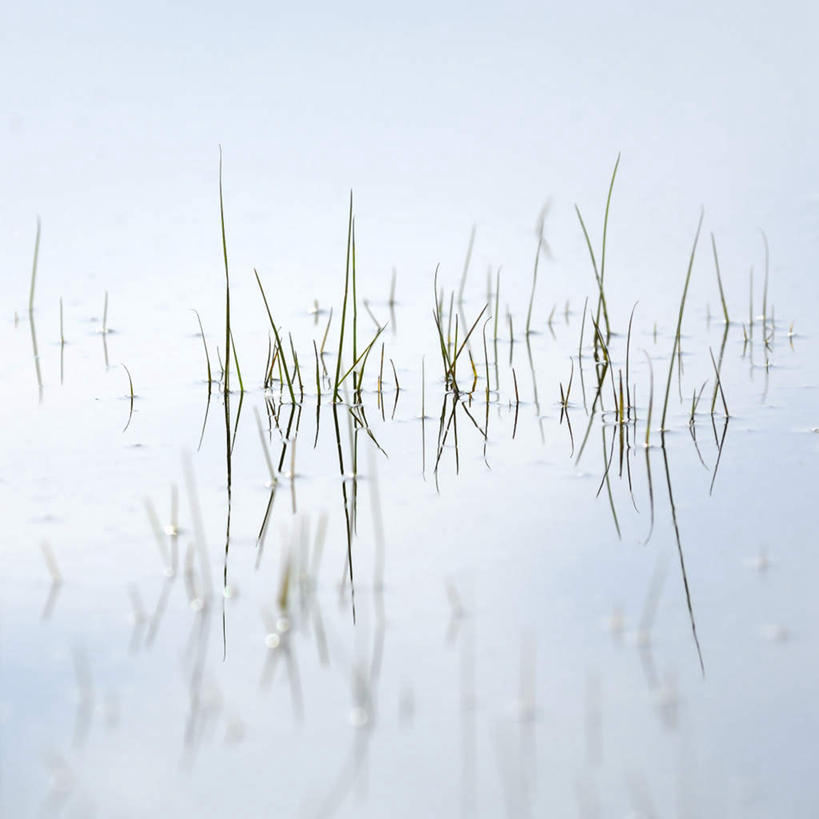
230;329;244;394
28;217;41;314
710;233;730;324
660;209;704;432
333;192;354;401
254;268;296;403
192;309;213;388
218;147;231;397
337;324;386;388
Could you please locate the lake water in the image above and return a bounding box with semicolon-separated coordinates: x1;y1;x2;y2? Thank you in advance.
3;209;818;817
2;2;819;817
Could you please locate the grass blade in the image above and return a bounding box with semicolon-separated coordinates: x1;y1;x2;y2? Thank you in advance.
28;217;41;314
660;210;704;432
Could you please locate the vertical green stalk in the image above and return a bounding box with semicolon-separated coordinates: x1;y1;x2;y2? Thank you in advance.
218;147;231;397
644;351;654;446
254;269;296;403
313;340;321;403
525;227;542;336
29;217;41;314
749;266;754;335
351;218;358;367
660;210;704;432
192;309;212;391
333;192;354;402
599;154;620;288
710;233;730;324
230;330;244;393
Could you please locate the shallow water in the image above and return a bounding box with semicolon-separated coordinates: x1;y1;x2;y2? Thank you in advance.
3;2;819;812
2;215;818;817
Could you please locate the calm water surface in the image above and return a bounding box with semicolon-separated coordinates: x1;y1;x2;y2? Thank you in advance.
1;195;818;817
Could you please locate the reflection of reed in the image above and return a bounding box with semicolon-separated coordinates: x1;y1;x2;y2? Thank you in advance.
661;436;705;676
40;541;62;621
332;404;356;623
29;309;43;403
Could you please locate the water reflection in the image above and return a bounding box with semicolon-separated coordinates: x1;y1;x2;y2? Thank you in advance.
7;207;807;817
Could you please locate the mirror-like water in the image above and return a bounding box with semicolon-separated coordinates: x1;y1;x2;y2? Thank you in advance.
3;3;819;815
2;188;817;817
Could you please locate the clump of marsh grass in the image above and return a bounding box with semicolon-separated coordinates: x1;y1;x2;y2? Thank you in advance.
432;269;487;397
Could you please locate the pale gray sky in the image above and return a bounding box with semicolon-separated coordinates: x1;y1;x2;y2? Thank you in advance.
2;0;818;322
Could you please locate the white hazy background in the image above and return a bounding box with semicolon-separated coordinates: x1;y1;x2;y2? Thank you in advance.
2;0;818;324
